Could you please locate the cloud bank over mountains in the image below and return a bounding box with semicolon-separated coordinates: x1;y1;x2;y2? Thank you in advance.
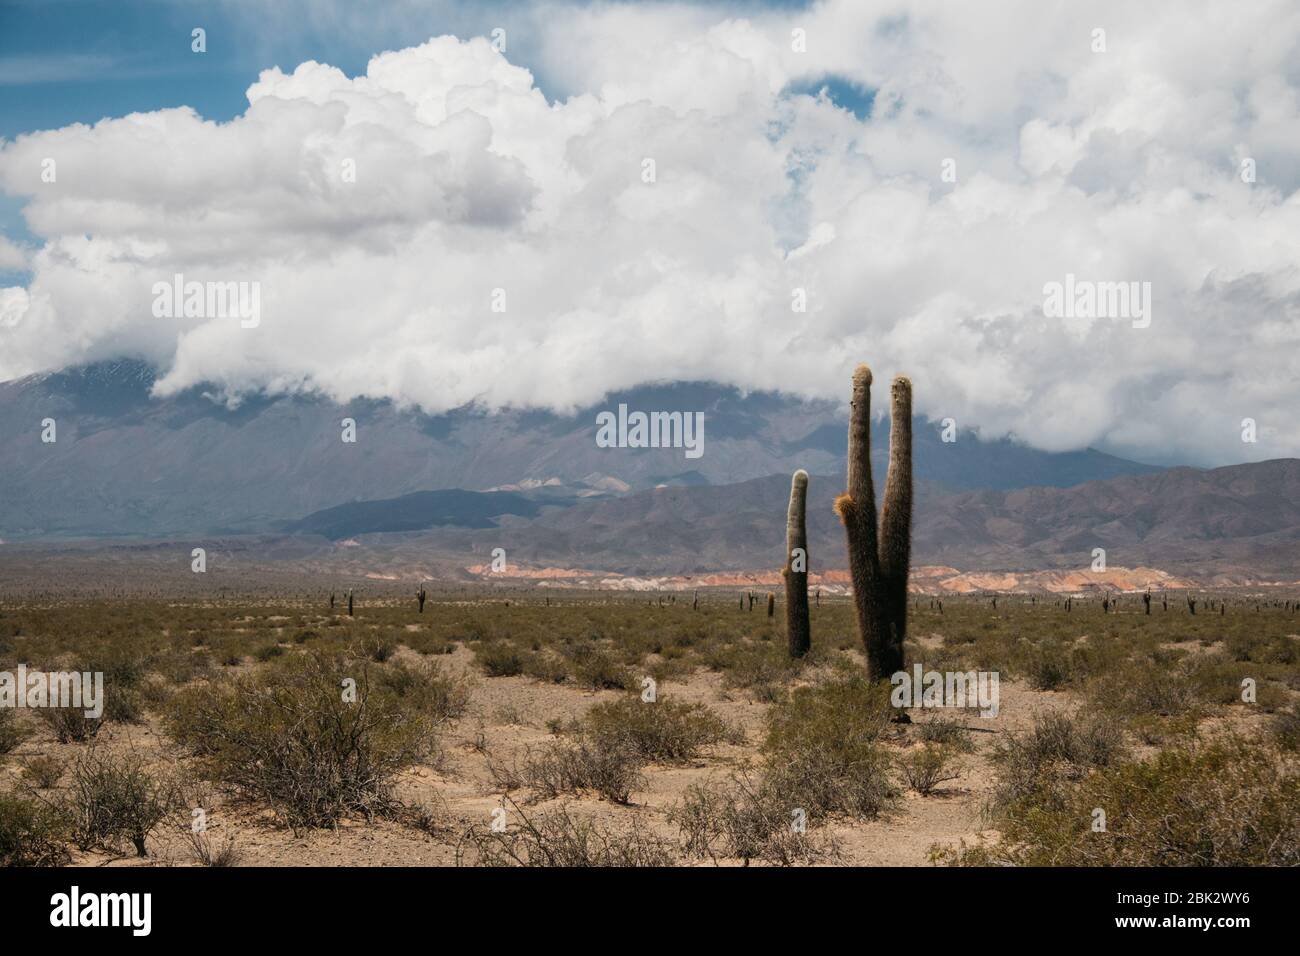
1;0;1298;466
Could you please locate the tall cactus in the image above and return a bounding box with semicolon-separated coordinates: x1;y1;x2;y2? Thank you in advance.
784;469;811;658
879;375;912;656
833;364;909;681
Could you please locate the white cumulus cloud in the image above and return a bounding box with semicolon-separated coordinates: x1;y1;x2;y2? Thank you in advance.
1;1;1299;466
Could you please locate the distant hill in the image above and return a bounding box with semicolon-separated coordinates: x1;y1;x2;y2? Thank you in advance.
284;489;544;540
358;459;1300;578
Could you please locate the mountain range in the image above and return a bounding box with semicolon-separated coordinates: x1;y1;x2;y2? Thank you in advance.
1;360;1295;583
0;359;1158;538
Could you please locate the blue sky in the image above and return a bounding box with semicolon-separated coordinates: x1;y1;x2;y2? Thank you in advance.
0;0;833;139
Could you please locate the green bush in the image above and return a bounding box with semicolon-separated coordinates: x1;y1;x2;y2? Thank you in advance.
562;643;634;690
899;744;960;796
1087;663;1199;719
373;660;470;723
989;710;1125;812
948;739;1299;866
670;772;839;865
166;650;438;829
0;709;28;754
460;798;674;867
585;695;738;762
473;641;525;677
37;706;102;743
0;791;69;866
62;747;176;857
762;677;897;819
518;737;645;805
20;754;67;789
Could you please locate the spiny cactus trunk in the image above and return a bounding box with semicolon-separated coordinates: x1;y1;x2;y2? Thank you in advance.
834;365;897;681
784;469;811;659
766;592;775;618
878;376;912;664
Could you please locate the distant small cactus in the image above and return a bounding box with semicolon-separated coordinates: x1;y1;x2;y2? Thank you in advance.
766;592;775;618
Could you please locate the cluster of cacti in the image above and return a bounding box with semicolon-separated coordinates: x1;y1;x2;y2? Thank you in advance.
832;365;912;681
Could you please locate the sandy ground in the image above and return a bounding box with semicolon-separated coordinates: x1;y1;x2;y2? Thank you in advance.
0;637;1100;867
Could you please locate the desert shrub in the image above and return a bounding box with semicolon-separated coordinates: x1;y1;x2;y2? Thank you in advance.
473;641;525;677
20;754;67;789
104;686;145;724
518;736;645;805
584;695;738;762
293;629;319;644
37;706;102;743
82;646;149;689
62;747;176;857
459;798;674;867
989;710;1125;812
1087;663;1199;719
1024;642;1077;690
763;677;896;820
0;710;28;754
917;715;975;752
645;656;694;685
359;635;396;663
152;649;214;685
181;828;243;867
670;772;839;865
1272;706;1300;752
373;660;470;723
1189;658;1289;711
404;631;455;656
947;739;1299;866
1225;632;1298;665
562;643;634;690
899;744;960;796
0;791;69;866
166;650;438;829
706;642;801;699
255;643;285;662
522;651;570;684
